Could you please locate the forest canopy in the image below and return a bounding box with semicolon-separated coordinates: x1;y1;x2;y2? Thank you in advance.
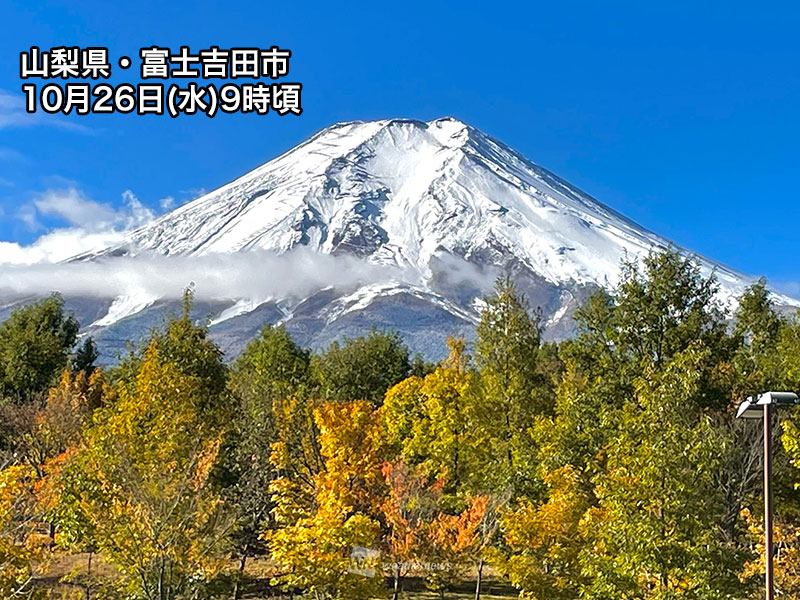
1;249;799;600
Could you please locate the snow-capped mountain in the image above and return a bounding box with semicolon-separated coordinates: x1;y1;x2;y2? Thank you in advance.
54;117;798;359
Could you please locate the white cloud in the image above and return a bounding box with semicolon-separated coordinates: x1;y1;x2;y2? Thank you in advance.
34;187;118;227
0;249;405;304
30;187;154;231
0;228;135;265
0;88;92;133
17;205;41;230
120;190;155;229
159;196;175;210
1;188;158;265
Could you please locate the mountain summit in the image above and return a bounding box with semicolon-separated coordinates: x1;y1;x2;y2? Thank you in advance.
61;118;792;358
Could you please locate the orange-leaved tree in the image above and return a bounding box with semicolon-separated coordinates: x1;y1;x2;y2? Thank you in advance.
269;399;387;600
0;464;49;599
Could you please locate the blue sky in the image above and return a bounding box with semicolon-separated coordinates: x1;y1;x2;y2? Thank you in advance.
1;1;798;290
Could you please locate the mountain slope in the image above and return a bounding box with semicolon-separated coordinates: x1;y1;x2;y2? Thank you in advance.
62;117;795;360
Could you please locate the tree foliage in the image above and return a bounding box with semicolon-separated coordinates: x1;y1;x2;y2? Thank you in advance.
269;400;386;600
473;277;551;496
0;465;48;599
0;248;798;600
312;329;411;405
66;345;231;600
0;294;79;401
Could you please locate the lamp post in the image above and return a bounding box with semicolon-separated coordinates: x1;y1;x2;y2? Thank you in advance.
736;391;800;600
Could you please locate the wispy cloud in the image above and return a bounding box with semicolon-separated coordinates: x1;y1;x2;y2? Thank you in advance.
179;187;207;200
0;88;92;133
1;188;158;264
0;146;26;162
34;187;119;227
120;190;155;229
30;187;154;230
0;229;136;265
17;204;41;231
0;249;405;304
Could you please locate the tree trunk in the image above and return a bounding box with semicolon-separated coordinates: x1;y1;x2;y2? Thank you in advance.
232;546;248;600
392;565;401;600
86;551;93;600
158;555;165;600
474;558;484;600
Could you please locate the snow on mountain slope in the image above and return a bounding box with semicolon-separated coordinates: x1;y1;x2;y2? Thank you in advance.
67;117;795;359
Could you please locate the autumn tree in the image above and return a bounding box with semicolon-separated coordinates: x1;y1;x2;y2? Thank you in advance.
420;495;488;600
67;345;231;600
498;466;589;600
382;338;476;493
0;465;49;599
381;460;429;600
759;403;800;594
743;507;800;598
269;400;386;600
222;324;312;598
381;339;501;599
0;367;105;553
35;370;104;470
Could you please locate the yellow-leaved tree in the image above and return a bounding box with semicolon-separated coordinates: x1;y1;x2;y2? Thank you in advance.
0;464;49;599
497;466;589;600
65;345;232;600
269;400;386;600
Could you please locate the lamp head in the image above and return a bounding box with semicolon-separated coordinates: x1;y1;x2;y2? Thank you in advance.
736;397;763;419
756;391;800;406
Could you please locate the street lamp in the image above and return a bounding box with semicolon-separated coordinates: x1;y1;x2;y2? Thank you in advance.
737;391;800;600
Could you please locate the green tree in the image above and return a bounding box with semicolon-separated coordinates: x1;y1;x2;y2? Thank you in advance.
775;317;800;392
580;346;753;600
312;329;411;405
113;289;229;424
560;250;730;407
231;324;310;401
728;279;783;396
613;249;726;368
0;294;79;401
222;324;311;599
473;277;552;496
519;249;754;599
72;336;99;375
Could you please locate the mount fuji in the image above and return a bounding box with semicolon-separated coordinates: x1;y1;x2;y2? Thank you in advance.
6;117;796;360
